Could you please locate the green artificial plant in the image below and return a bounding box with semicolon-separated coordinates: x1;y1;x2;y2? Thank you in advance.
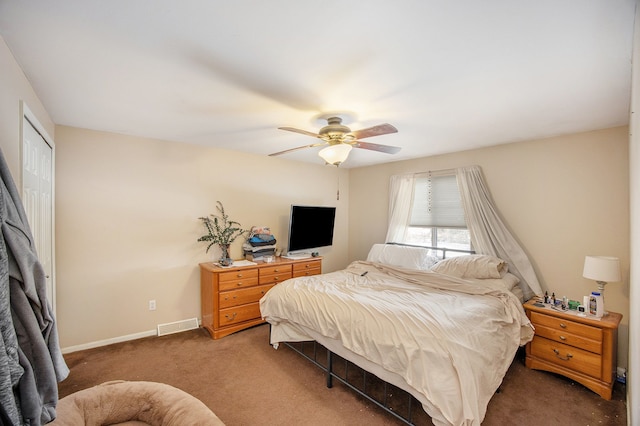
198;201;248;260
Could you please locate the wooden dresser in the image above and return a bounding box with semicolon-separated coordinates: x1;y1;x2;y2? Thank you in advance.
523;299;622;399
200;257;322;339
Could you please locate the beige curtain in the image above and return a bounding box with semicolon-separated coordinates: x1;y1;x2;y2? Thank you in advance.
384;173;415;243
456;165;542;299
385;166;543;300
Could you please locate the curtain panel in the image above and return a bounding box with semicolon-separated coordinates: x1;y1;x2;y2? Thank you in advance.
385;165;542;300
385;173;415;244
455;166;542;299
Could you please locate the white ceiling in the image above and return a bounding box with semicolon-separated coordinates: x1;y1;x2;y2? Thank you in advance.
0;1;635;168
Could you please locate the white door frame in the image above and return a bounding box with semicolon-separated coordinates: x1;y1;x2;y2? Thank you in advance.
20;101;56;314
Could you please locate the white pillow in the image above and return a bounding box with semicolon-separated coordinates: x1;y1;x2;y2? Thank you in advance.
430;254;507;279
366;244;440;270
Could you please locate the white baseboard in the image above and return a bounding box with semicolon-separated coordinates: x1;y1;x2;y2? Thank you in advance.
60;318;202;354
60;318;203;354
61;329;157;354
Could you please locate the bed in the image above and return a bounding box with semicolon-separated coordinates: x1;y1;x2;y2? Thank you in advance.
259;244;534;426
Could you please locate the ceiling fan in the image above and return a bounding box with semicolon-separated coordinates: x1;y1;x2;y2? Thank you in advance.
270;116;400;166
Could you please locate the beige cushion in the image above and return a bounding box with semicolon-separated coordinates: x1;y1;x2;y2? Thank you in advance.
51;381;225;425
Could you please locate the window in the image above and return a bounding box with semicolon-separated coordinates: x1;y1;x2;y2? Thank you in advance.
404;173;472;252
388;165;542;299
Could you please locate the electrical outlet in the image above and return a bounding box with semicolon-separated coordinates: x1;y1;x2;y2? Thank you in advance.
148;299;156;311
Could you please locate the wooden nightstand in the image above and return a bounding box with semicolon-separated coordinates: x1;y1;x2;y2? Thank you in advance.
523;299;622;400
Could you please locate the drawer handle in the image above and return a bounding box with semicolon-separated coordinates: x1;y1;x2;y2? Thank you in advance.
274;268;280;272
305;264;310;268
559;323;567;329
237;282;243;286
261;290;265;294
553;349;573;361
224;313;237;321
236;273;243;278
559;335;566;341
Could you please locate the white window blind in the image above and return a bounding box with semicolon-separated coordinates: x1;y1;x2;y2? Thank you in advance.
409;174;466;228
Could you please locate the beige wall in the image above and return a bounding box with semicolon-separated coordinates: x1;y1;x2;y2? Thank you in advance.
349;127;630;368
55;126;349;349
0;36;55;180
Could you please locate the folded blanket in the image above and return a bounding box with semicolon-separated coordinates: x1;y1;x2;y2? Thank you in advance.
248;236;276;247
244;248;276;257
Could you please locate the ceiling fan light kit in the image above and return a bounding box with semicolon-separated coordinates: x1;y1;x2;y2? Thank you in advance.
271;116;401;165
318;144;352;166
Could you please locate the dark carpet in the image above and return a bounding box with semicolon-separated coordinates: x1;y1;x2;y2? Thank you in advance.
58;324;627;425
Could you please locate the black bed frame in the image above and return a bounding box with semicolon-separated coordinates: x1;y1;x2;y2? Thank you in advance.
283;340;432;425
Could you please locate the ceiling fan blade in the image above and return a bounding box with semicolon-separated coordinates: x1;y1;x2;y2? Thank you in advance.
278;127;322;139
269;142;326;157
350;123;398;140
352;140;401;154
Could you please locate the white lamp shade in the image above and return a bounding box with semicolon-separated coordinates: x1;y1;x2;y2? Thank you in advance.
318;144;352;165
583;256;621;282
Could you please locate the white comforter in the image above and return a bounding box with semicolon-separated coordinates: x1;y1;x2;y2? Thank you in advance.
260;261;534;426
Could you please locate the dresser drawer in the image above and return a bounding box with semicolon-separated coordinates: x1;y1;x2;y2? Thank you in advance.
530;311;602;341
219;268;259;282
218;302;262;326
219;284;274;309
293;260;322;277
218;269;259;291
260;264;292;276
259;264;293;284
530;336;602;378
259;271;292;285
535;324;602;354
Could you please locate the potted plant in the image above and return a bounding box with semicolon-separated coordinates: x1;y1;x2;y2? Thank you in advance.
198;201;248;266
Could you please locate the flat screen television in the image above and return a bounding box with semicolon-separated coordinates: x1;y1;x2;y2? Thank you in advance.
286;205;336;255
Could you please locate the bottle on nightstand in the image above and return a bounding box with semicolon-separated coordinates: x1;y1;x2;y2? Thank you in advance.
589;292;604;318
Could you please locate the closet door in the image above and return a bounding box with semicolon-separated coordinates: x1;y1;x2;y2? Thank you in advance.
21;108;55;313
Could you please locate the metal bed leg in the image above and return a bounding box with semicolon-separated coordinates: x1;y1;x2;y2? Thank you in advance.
326;348;333;388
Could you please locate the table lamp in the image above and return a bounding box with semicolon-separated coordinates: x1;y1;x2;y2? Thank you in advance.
582;255;621;314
